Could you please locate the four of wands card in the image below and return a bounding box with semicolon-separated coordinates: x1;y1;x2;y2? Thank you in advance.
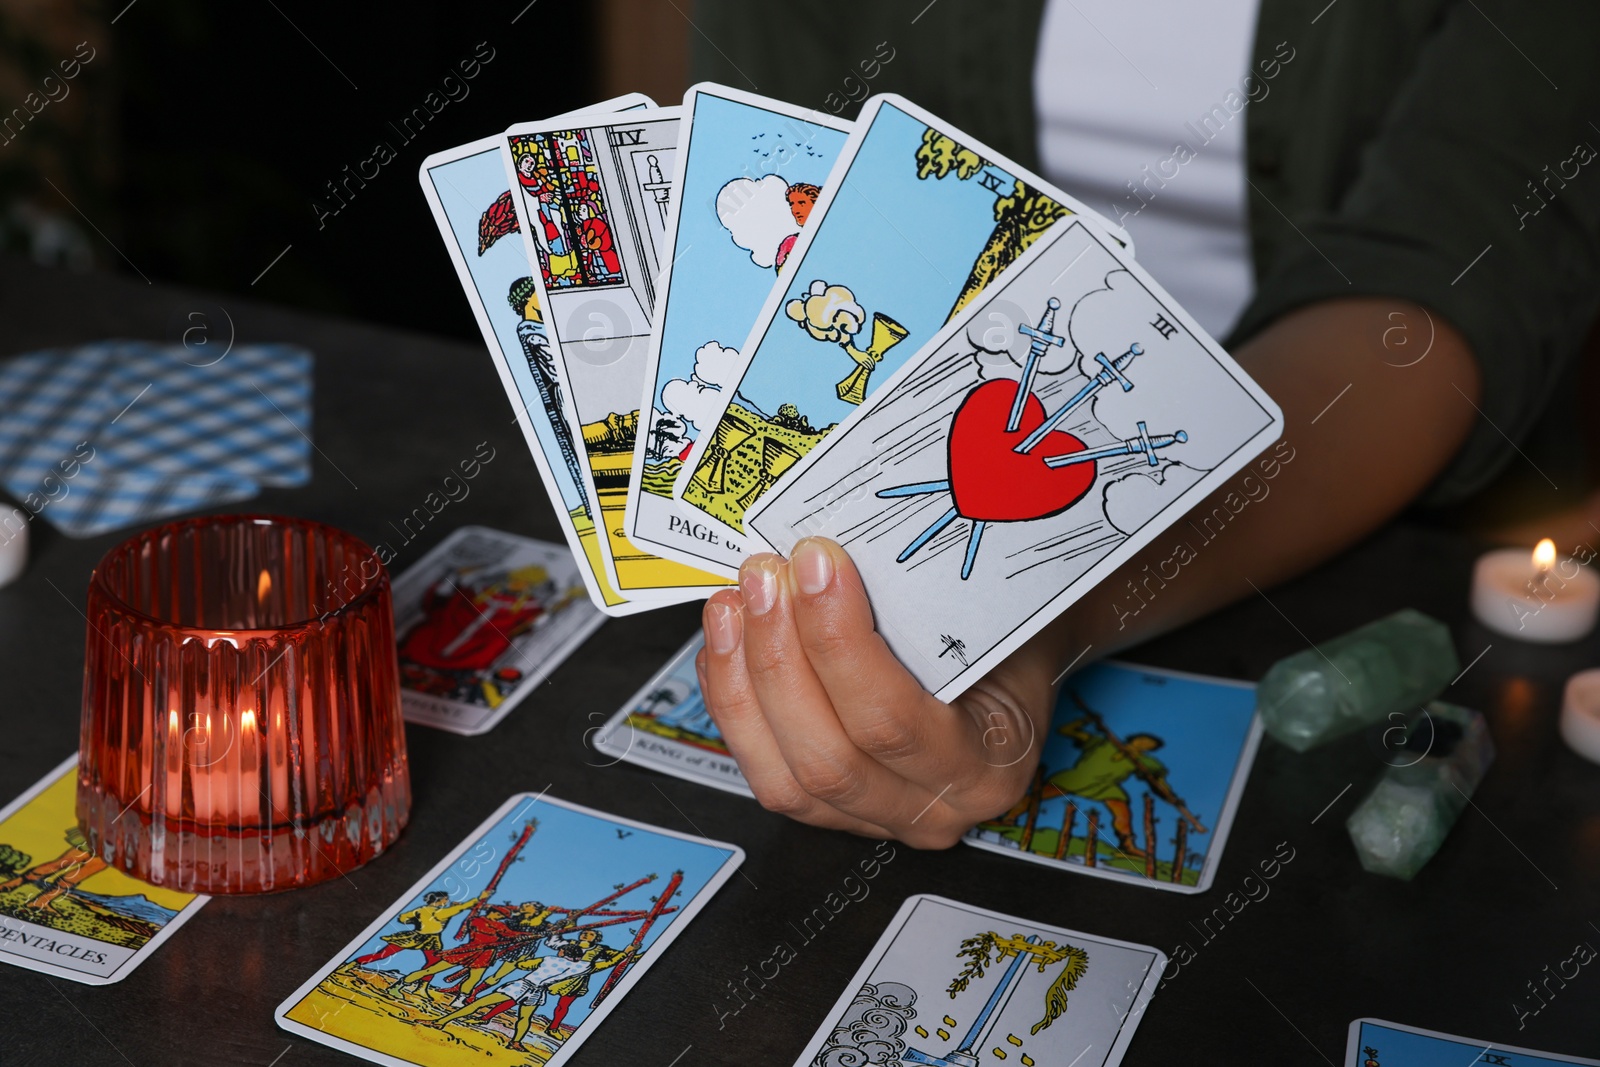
589;630;753;798
418;93;653;616
276;792;744;1067
1346;1018;1600;1066
391;527;605;736
966;662;1262;894
0;755;207;985
793;895;1164;1067
747;215;1283;701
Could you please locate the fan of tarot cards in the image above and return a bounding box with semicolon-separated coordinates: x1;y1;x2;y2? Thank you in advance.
419;83;1282;705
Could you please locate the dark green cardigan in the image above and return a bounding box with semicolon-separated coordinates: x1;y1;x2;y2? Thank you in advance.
689;0;1600;503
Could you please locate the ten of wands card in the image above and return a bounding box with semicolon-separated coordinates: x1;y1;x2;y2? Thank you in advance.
965;661;1262;894
589;630;753;798
746;216;1282;702
276;792;744;1067
392;526;605;736
791;894;1164;1067
0;754;208;985
1346;1018;1600;1066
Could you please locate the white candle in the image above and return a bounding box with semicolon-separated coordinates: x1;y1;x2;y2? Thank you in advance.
0;508;27;589
1560;668;1600;764
1471;538;1600;642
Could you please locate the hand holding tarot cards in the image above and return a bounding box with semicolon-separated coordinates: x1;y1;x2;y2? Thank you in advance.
422;85;1282;699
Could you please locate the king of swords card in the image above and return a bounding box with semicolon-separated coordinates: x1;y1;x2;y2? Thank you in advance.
0;755;208;985
392;526;605;736
1346;1018;1600;1066
746;217;1283;702
966;662;1262;894
276;792;744;1067
792;895;1164;1067
621;84;852;580
589;630;752;798
419;94;652;616
499;109;724;602
671;93;1133;571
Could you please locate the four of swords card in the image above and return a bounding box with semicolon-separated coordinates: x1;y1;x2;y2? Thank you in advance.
0;755;208;985
747;216;1283;701
791;894;1164;1067
392;526;605;736
499;108;725;602
276;792;744;1067
589;630;752;798
623;84;851;579
1346;1018;1600;1066
672;93;1133;567
418;94;652;616
966;662;1262;894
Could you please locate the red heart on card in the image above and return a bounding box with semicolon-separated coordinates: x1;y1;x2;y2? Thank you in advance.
947;379;1095;522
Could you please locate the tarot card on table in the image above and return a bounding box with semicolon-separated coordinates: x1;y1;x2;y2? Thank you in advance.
0;754;207;984
747;217;1283;700
623;84;851;578
392;526;604;736
589;630;751;798
966;662;1261;893
500;108;724;601
672;93;1133;564
276;792;744;1067
792;894;1163;1067
417;94;652;615
1346;1018;1600;1066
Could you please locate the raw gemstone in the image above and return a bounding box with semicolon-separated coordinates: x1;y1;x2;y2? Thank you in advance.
1256;608;1459;752
1346;701;1495;880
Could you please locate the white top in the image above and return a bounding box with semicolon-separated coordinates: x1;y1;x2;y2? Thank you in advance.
1034;0;1261;338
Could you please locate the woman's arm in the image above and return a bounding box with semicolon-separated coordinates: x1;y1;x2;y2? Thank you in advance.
698;296;1481;847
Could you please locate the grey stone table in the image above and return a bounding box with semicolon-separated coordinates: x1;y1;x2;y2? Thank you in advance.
0;257;1596;1065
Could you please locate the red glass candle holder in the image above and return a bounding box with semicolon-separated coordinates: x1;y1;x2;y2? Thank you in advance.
76;514;410;893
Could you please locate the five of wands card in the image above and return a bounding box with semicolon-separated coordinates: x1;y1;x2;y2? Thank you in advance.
747;218;1282;701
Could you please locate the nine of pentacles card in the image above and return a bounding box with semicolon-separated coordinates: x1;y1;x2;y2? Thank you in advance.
747;216;1283;701
276;791;744;1067
0;754;208;984
671;92;1134;570
1346;1018;1600;1066
791;894;1164;1067
500;109;724;602
391;526;605;736
589;630;752;798
622;84;852;579
418;93;652;616
965;662;1262;893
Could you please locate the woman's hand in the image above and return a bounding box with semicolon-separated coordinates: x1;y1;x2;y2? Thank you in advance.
697;537;1058;848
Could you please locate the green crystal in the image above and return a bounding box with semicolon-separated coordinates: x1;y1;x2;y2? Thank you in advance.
1345;701;1495;880
1256;609;1459;752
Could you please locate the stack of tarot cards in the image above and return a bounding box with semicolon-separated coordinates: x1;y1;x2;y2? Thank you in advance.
420;84;1282;703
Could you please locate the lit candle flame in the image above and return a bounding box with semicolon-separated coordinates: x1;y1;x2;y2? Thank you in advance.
241;708;258;733
1534;538;1557;573
258;568;272;604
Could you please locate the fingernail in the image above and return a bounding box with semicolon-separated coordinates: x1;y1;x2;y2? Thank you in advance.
792;538;834;596
741;557;780;616
705;601;742;654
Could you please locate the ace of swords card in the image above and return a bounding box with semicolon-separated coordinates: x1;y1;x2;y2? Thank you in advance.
418;94;652;616
621;84;852;580
791;895;1164;1067
499;109;725;602
746;217;1283;702
671;93;1134;570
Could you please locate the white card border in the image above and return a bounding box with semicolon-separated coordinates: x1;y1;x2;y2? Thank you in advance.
788;892;1166;1067
0;753;210;986
275;790;746;1067
746;216;1284;701
1345;1017;1600;1066
962;660;1263;894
